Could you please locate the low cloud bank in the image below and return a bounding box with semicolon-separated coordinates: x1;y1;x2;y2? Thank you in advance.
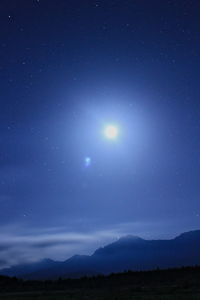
0;220;194;269
0;224;121;269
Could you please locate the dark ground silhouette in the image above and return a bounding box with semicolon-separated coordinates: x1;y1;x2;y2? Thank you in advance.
0;266;200;299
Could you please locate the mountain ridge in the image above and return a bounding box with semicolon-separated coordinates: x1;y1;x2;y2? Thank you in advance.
1;230;200;279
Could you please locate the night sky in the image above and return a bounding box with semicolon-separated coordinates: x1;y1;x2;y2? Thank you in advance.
1;0;200;268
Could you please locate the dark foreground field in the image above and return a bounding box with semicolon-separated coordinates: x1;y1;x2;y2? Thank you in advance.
0;267;200;300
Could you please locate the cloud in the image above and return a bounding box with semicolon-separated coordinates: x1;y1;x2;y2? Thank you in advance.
0;224;121;269
0;219;191;269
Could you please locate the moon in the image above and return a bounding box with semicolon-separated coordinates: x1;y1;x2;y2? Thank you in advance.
104;125;118;139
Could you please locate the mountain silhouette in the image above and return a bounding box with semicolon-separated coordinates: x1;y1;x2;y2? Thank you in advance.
1;230;200;279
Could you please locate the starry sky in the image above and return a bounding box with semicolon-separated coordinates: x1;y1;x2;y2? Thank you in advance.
0;0;200;268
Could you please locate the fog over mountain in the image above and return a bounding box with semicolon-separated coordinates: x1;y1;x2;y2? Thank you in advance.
1;230;200;280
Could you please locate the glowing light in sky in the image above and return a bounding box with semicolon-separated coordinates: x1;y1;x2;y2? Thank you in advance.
104;125;118;139
85;157;91;167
